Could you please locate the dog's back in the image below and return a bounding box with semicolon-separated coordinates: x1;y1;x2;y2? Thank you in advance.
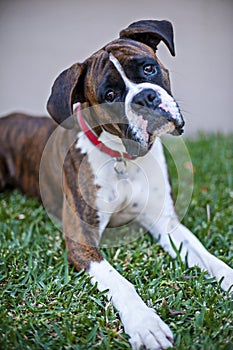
0;113;56;198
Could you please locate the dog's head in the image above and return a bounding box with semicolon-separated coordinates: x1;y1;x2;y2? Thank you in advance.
47;20;184;157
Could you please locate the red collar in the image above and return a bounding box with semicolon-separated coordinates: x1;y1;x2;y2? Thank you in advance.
76;104;134;160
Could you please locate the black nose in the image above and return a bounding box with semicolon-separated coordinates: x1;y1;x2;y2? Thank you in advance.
132;89;161;109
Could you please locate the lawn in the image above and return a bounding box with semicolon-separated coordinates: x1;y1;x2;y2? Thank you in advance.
0;134;233;350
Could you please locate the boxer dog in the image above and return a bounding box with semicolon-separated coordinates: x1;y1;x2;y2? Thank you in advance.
1;20;232;350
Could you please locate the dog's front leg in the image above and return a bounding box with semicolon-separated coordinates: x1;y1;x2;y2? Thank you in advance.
140;141;233;292
63;201;174;350
153;218;233;292
62;148;174;350
89;258;174;350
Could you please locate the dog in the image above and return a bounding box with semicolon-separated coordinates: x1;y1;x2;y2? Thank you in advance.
1;20;232;350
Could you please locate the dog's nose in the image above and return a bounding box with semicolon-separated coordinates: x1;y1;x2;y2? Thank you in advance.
132;89;161;109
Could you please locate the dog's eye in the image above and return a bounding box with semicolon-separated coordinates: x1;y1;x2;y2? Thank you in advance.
143;64;157;76
105;90;117;103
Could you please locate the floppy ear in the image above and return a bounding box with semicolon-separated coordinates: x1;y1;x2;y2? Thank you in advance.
47;62;86;128
120;20;175;56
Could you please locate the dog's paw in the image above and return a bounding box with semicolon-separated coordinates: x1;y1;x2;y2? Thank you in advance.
121;306;173;350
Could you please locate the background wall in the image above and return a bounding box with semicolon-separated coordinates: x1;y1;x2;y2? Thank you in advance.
0;0;232;136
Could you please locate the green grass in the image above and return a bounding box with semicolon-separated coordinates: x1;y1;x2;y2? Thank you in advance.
0;133;233;350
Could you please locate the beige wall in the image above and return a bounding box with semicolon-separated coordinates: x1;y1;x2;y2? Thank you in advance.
0;0;232;136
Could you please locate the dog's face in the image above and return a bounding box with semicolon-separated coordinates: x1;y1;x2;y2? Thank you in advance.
47;20;184;157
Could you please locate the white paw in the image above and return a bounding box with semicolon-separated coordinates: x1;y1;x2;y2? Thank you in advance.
121;306;173;350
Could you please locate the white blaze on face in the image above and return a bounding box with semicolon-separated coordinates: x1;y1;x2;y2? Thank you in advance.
109;53;182;140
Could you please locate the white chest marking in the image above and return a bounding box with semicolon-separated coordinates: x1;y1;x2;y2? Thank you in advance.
75;131;173;236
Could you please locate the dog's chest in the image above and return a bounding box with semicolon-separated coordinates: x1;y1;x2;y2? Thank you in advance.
95;156;149;227
75;132;168;229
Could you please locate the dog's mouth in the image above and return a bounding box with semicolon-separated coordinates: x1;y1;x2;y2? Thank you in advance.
122;103;184;157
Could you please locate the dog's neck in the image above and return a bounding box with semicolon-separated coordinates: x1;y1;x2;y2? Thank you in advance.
98;130;126;154
76;103;134;160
